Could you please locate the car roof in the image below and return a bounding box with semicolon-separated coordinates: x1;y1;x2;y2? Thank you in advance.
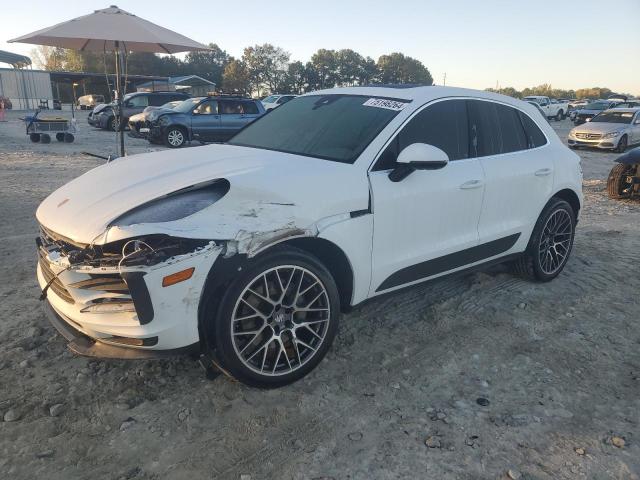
303;85;530;109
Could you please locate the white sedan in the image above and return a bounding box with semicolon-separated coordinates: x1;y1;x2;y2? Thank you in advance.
36;86;582;387
261;94;297;111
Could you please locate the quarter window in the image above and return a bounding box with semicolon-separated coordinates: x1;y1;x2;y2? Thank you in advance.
517;111;547;148
242;101;259;114
374;99;469;170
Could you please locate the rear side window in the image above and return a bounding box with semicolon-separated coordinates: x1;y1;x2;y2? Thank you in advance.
374;99;469;170
467;100;528;156
518;111;548;148
220;100;244;114
242;101;259;114
148;95;168;107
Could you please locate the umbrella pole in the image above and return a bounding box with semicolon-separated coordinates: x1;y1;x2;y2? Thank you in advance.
115;41;125;156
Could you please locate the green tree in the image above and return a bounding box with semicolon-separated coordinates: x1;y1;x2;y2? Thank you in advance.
222;59;250;95
284;61;308;94
376;53;433;85
309;49;338;89
184;43;230;86
242;44;290;95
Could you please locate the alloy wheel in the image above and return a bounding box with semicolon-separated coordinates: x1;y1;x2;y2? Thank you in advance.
167;129;184;147
231;265;331;376
538;209;573;275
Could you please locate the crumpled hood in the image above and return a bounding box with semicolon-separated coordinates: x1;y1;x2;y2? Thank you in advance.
36;144;369;245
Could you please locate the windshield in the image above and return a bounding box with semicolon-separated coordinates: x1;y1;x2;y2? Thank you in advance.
172;97;205;113
591;111;635;124
262;95;278;103
584;102;609;110
229;95;409;163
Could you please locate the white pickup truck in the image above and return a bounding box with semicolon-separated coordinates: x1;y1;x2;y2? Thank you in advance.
523;96;569;120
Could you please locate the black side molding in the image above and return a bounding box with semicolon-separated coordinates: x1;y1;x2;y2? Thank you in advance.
376;233;521;291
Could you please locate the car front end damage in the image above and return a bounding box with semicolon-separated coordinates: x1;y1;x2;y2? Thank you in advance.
36;225;223;358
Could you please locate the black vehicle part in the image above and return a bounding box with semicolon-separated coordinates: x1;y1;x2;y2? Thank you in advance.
29;133;40;142
607;163;636;199
121;272;154;325
56;132;65;142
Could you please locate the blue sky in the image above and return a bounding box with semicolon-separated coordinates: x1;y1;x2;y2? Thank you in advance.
2;0;639;94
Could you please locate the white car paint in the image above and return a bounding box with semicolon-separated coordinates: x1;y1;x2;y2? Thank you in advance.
567;108;640;150
523;96;568;119
36;85;582;359
261;94;297;111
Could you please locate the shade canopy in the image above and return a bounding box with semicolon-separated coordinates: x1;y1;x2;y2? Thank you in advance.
8;5;209;54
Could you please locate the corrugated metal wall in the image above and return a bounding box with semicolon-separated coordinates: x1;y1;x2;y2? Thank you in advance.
0;68;53;110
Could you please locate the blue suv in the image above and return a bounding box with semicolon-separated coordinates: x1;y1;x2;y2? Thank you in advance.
144;95;266;147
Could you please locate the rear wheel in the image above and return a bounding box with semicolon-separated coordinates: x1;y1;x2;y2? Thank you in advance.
29;133;40;143
615;135;628;153
40;134;51;144
56;132;65;142
164;127;186;148
64;133;74;143
512;198;576;282
208;247;340;388
556;109;564;121
607;163;634;199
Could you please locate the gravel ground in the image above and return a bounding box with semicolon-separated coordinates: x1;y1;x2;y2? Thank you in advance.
0;110;638;480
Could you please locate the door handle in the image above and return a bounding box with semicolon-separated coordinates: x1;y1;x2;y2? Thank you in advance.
459;179;483;189
535;168;552;177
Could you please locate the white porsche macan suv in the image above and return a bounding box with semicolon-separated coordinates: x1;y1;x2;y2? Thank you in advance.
36;86;583;387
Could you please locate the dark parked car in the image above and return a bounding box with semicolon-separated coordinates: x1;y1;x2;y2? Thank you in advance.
144;95;266;147
88;91;189;131
572;100;620;125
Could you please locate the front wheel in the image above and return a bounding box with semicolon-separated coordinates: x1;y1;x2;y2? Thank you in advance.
209;248;340;388
164;127;186;148
615;135;628;153
556;109;564;121
512;198;576;282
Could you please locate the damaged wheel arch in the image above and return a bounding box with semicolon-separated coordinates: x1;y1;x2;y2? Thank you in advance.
196;237;354;352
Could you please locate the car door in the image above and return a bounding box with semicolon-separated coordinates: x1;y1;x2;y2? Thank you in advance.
369;99;486;294
190;100;220;142
123;94;149;119
631;112;640;144
468;99;554;246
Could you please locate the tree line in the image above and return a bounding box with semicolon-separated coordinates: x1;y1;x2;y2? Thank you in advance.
33;43;433;99
485;84;632;100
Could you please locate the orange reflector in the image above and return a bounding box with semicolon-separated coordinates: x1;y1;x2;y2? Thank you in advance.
162;267;195;287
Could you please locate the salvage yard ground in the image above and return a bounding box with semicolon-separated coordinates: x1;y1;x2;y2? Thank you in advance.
0;110;639;479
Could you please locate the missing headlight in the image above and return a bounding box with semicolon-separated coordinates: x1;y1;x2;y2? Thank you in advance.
111;179;230;227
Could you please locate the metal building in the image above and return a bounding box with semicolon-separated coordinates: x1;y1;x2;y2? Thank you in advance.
0;50;53;110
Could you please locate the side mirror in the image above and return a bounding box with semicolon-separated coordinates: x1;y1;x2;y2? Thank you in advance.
192;109;199;115
389;143;449;182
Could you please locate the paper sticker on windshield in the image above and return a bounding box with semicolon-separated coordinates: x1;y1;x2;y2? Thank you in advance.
363;98;407;111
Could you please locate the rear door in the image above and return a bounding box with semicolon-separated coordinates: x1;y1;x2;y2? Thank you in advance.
190;100;220;141
469;99;553;245
219;100;251;139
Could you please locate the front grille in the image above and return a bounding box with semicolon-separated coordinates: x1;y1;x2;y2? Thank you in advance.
38;251;74;304
575;132;602;140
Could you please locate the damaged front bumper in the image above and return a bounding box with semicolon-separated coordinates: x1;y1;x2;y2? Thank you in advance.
36;227;223;358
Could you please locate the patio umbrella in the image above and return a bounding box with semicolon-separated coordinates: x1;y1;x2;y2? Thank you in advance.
9;5;209;156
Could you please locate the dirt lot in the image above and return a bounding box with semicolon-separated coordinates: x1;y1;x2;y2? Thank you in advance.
0;110;638;480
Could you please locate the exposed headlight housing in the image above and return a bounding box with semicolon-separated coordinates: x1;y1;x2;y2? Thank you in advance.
603;131;620;138
110;179;230;227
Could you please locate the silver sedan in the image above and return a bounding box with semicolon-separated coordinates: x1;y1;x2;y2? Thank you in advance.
568;108;640;152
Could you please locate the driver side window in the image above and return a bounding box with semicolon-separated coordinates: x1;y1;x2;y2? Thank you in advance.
374;99;470;170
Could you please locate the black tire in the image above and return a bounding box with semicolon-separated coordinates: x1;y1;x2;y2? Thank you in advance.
555;109;564;121
29;133;40;143
607;163;634;199
615;135;628;153
56;132;65;142
207;247;341;388
40;134;51;144
108;116;121;131
64;133;74;143
512;198;576;282
164;127;187;148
